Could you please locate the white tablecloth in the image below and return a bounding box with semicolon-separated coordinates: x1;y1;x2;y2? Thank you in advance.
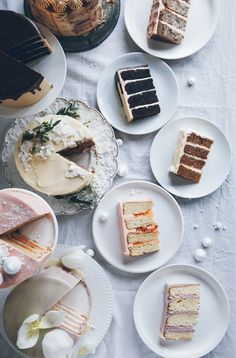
1;1;236;357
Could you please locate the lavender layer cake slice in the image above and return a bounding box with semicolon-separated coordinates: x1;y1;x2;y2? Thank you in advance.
161;283;200;340
147;0;191;45
115;64;161;122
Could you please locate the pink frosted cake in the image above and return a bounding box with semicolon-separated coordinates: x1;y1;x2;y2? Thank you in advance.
0;189;57;288
161;283;200;340
3;252;93;358
117;199;160;257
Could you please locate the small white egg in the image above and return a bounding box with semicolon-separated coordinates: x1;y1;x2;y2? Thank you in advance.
117;164;128;177
3;256;22;275
86;249;95;257
194;249;206;262
202;237;212;248
99;212;109;222
187;76;196;86
117;139;123;147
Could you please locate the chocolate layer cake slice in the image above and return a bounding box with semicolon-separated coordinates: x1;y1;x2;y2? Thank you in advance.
0;50;52;108
170;130;214;183
115;64;160;122
147;0;191;45
117;199;160;256
161;283;200;340
0;10;51;64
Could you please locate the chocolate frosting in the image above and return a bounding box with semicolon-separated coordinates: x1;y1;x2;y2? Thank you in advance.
0;50;44;101
0;10;42;51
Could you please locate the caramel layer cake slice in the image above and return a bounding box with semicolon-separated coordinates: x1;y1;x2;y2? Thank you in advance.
170;130;214;183
147;0;191;45
115;64;160;122
117;199;160;256
161;283;200;340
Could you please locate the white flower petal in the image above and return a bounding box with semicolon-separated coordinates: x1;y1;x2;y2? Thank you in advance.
78;337;96;356
39;310;65;329
61;252;85;270
42;329;74;358
17;314;40;350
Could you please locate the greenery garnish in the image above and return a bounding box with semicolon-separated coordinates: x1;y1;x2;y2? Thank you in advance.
56;102;79;119
21;119;61;154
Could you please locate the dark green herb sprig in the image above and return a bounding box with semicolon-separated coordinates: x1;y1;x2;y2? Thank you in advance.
21;119;61;154
56;102;79;119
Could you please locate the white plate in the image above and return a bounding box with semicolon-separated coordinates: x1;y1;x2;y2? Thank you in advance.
124;0;219;60
1;98;119;215
150;117;232;199
97;52;179;135
92;181;184;273
133;264;230;358
0;244;113;357
0;23;67;119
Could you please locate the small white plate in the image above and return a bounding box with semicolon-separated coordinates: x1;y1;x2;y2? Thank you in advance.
124;0;219;60
150;117;232;199
0;23;67;119
97;52;179;135
133;264;230;358
0;244;113;357
92;181;184;274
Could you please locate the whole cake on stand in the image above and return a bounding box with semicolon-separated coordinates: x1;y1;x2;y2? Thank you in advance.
25;0;120;51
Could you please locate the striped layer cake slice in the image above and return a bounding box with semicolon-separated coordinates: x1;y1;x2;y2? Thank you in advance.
117;199;160;257
147;0;191;45
115;64;160;122
170;130;214;183
161;283;200;340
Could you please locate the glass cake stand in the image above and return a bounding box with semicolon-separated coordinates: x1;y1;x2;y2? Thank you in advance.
24;0;120;52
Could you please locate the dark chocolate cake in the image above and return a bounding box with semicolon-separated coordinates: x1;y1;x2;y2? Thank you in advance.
115;65;161;122
0;10;51;63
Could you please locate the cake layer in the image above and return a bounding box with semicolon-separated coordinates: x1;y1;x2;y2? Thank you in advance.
166;312;199;327
168;283;200;297
170;130;214;183
163;331;193;340
147;0;191;45
125;215;154;230
127;231;158;244
168;297;200;312
129;240;160;256
123;201;153;215
116;64;160;122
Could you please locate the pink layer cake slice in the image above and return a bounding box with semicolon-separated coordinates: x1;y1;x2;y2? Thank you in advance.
117;199;160;257
161;283;200;340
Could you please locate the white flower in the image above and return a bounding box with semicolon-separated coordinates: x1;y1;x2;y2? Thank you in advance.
61;250;86;270
42;329;74;358
16;311;65;350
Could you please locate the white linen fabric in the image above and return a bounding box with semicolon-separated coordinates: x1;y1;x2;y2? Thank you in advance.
0;1;236;357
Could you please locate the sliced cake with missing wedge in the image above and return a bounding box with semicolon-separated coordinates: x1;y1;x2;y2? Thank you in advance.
161;283;200;340
117;199;160;257
170;130;214;183
115;64;160;122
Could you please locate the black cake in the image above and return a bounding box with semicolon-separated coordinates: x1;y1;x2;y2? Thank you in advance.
115;64;161;122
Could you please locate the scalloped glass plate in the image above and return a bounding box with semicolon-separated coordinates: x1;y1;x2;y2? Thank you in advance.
1;98;119;215
0;244;114;358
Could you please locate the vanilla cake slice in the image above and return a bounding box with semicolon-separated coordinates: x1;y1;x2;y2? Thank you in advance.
161;283;200;340
117;199;160;257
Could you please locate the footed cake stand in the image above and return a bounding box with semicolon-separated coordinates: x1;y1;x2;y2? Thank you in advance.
24;0;120;52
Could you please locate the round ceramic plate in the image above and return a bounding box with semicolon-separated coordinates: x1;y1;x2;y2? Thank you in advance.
0;23;67;119
1;98;119;215
133;264;230;358
150;117;232;199
92;181;184;274
97;52;179;135
0;244;113;358
0;188;58;288
124;0;219;60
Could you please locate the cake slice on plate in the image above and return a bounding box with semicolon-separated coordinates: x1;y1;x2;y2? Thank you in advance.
117;199;160;256
161;283;200;340
170;130;214;183
115;64;160;122
147;0;191;45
